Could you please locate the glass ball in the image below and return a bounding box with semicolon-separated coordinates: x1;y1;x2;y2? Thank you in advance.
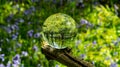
42;13;77;49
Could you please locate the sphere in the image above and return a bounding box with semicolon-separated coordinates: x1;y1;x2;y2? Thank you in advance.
42;13;77;48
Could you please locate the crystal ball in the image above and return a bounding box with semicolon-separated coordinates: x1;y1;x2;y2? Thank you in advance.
43;13;77;48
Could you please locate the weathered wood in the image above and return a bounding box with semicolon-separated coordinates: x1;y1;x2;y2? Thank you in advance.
41;42;94;67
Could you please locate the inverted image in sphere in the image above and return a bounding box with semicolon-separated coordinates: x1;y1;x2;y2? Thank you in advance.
43;13;77;35
43;13;77;48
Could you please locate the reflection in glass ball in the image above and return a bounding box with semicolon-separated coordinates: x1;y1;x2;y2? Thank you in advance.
43;13;77;49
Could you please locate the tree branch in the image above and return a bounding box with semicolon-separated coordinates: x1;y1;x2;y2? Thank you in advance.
41;44;94;67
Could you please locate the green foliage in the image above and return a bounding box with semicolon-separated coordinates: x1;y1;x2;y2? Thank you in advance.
77;5;120;67
0;0;120;67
